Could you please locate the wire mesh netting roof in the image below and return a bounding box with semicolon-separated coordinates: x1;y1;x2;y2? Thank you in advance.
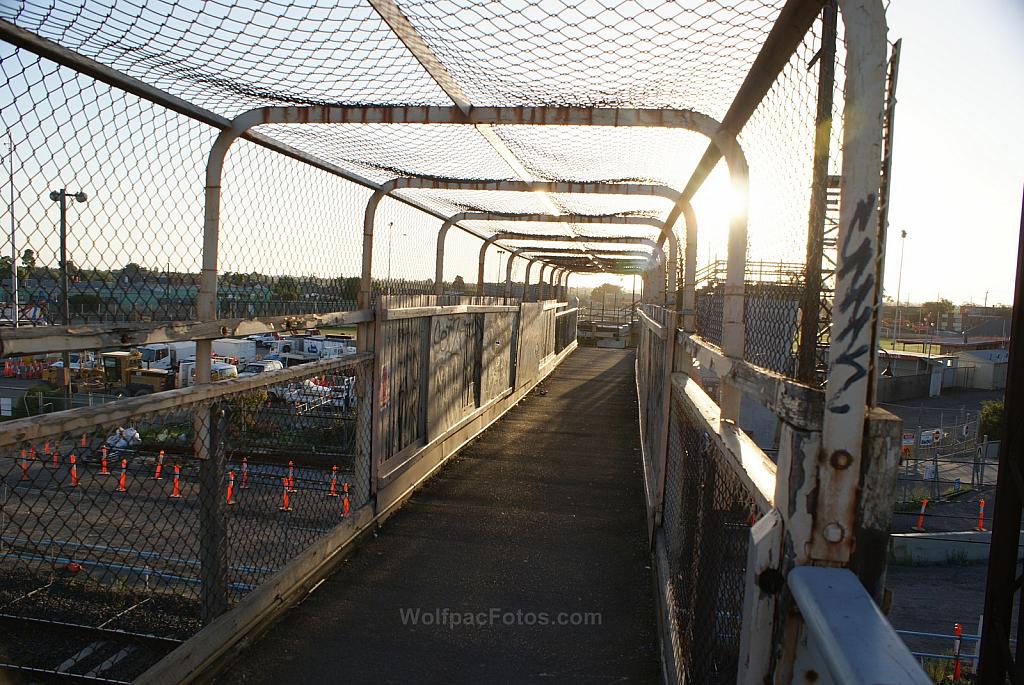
3;0;781;116
0;0;848;314
0;0;795;269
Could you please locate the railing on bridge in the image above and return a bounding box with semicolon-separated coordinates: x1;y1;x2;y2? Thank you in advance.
636;302;929;683
0;296;576;682
3;0;1003;680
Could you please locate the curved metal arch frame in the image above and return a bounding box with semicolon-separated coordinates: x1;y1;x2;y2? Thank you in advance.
419;184;681;291
455;213;676;300
196;105;745;381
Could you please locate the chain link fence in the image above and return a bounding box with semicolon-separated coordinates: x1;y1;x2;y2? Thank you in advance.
663;386;759;684
0;355;370;680
893;413;1000;504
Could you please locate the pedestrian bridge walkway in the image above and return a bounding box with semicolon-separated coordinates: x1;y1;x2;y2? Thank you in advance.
0;0;952;679
222;348;659;683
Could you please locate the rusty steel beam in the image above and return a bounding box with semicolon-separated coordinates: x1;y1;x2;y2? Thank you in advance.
659;0;826;240
392;178;679;199
236;105;722;135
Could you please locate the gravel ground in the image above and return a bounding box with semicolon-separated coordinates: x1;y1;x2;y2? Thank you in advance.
0;568;198;682
891;485;996;534
886;562;1020;662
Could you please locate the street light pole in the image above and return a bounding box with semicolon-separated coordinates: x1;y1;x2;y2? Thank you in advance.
495;250;505;298
894;229;907;348
50;188;87;409
387;221;394;295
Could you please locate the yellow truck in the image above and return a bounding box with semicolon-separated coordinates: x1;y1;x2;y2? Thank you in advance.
101;351;174;396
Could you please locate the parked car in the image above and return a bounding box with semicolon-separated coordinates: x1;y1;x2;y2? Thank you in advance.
237;359;285;378
245;333;281;345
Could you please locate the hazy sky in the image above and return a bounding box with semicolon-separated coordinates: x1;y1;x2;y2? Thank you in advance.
884;0;1023;307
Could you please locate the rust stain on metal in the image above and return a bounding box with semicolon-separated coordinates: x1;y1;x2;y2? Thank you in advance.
829;449;852;470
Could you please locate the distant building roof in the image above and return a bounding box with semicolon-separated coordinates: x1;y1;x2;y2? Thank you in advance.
963;317;1011;338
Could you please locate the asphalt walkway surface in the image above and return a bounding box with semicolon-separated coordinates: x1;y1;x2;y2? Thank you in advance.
221;347;660;684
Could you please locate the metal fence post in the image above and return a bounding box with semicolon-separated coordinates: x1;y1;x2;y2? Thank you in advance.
434;218;455;297
198;402;228;623
476;234;499;297
977;190;1023;680
654;310;677;530
716;132;749;422
813;0;887;565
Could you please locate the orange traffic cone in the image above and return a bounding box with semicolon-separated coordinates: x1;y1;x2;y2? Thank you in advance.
29;446;36;461
287;460;296;493
153;450;164;480
43;441;50;456
912;499;928;532
226;470;236;506
69;454;78;487
116;458;127;492
80;433;87;448
20;457;28;481
327;465;339;497
240;457;249;489
342;482;350;518
279;478;292;512
975;499;986;532
99;447;110;476
170;465;181;499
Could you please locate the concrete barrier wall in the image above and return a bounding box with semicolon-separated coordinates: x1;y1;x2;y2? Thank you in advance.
876;373;930;402
889;531;1024;565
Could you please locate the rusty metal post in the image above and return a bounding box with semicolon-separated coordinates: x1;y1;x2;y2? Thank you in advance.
198;403;228;623
797;3;837;384
681;204;697;333
812;0;888;565
977;190;1024;681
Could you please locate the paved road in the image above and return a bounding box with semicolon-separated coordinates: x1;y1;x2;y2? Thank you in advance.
221;348;660;684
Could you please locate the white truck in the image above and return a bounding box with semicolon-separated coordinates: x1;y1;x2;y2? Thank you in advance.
212;338;257;365
237;359;284;378
138;341;196;371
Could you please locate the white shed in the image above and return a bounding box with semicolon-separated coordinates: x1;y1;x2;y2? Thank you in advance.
957;349;1009;390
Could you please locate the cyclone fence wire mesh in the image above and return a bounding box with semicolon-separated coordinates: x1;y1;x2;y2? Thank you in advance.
663;389;759;685
0;355;371;681
0;0;894;680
